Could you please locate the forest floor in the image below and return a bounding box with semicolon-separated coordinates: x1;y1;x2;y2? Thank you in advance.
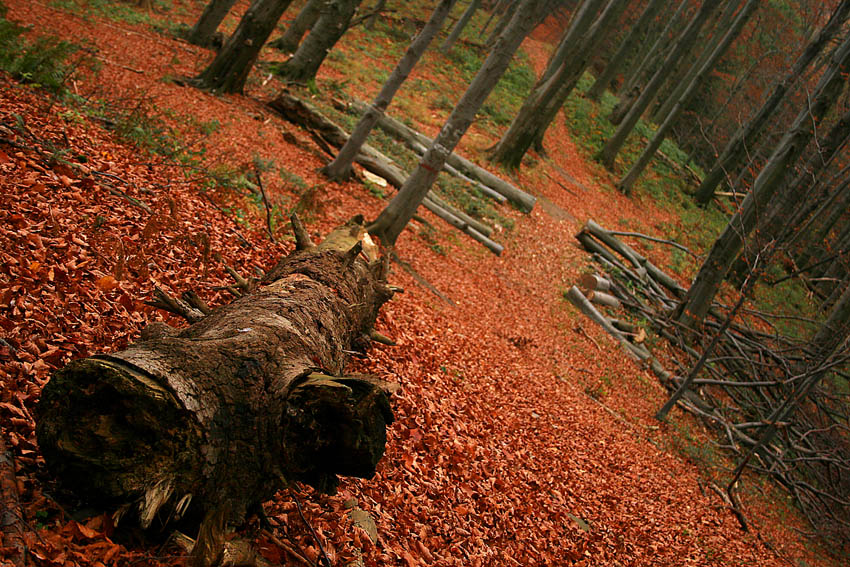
0;1;841;566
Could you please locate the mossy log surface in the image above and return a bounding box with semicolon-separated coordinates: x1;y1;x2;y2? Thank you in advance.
36;217;395;530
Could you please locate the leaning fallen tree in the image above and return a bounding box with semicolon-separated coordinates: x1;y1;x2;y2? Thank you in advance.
36;216;395;556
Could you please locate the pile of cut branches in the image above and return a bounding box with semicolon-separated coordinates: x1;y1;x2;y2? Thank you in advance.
571;220;850;550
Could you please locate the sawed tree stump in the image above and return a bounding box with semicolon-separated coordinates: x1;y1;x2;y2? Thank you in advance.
36;215;395;537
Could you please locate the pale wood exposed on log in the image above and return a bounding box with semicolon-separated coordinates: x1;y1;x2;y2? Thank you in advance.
37;216;397;566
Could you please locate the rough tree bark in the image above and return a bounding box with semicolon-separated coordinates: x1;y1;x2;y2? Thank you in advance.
673;31;850;331
616;0;756;195
693;0;850;205
596;0;721;171
189;0;295;93
36;216;395;559
271;0;324;53
276;0;362;83
322;0;457;180
369;0;553;245
586;0;665;101
441;0;481;53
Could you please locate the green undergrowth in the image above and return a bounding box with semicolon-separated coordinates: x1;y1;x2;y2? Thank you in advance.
49;0;176;26
0;4;83;94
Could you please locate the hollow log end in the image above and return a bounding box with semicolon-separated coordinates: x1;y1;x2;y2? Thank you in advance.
36;357;202;510
281;374;393;494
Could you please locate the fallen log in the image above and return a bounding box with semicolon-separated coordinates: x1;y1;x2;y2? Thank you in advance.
36;216;395;558
269;92;504;254
344;98;536;212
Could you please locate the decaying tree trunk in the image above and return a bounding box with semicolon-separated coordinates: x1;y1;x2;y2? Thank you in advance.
36;217;395;550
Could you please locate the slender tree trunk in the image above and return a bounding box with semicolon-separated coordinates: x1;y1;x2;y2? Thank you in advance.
322;0;457;180
487;0;607;169
36;216;394;544
597;0;721;171
441;0;481;53
478;0;510;38
190;0;295;94
731;106;850;277
187;0;238;48
586;0;665;101
650;0;742;125
616;0;688;101
527;0;630;150
673;31;850;331
369;0;554;245
276;0;362;83
694;0;850;205
365;0;386;29
617;0;756;195
796;176;850;270
484;0;517;47
271;0;324;53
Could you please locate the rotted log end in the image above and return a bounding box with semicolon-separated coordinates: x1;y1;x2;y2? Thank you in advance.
36;357;203;516
282;373;393;494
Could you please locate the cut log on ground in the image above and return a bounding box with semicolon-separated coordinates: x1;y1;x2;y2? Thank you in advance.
36;216;396;563
269;91;504;254
344;98;536;212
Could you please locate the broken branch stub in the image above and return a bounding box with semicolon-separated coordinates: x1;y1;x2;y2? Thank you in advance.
36;215;396;532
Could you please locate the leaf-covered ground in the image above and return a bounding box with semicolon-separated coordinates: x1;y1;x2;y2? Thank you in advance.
0;1;839;566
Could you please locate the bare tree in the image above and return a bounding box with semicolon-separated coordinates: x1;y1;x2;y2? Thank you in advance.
190;0;295;93
187;0;237;48
368;0;554;245
673;31;850;331
276;0;362;83
323;0;457;180
586;0;665;101
616;0;757;195
441;0;481;53
271;0;324;53
694;0;850;205
596;0;721;170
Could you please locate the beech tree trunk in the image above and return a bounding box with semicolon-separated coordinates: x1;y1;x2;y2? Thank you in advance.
488;0;607;169
650;0;742;125
441;0;481;53
276;0;362;83
586;0;665;101
271;0;324;53
369;0;553;246
37;217;395;539
673;31;850;331
187;0;238;48
323;0;457;180
190;0;295;93
694;0;850;205
616;0;756;195
730;105;850;279
596;0;721;170
611;0;688;124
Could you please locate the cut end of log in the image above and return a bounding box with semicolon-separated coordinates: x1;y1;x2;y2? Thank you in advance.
36;357;203;512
